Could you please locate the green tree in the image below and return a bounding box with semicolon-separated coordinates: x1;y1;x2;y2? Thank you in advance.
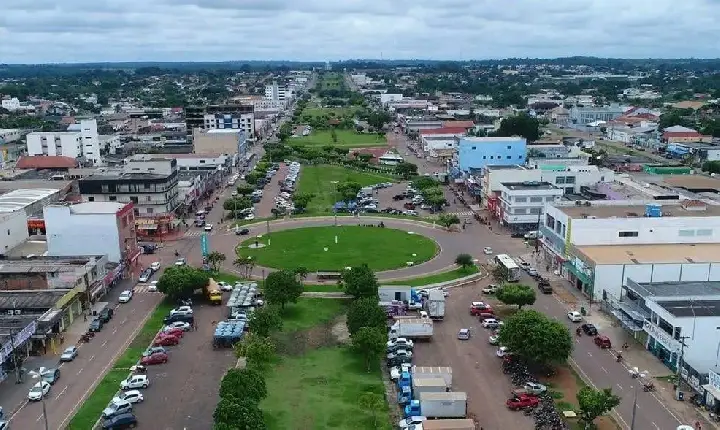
248;306;283;338
351;326;387;371
291;192;314;211
331;128;338;143
244;172;262;185
263;270;304;309
293;266;309;280
206;251;227;271
236;185;254;196
346;298;387;336
223;197;252;212
454;253;474;269
234;333;276;370
496;284;536;310
233;256;255;278
412;176;439;190
358;392;385;427
498;310;573;365
396;162;418;179
492;112;541;141
437;213;460;229
337;181;362;203
156;266;210;299
342;264;379;299
213;398;267;430
423;188;447;210
219;368;267;403
702;160;720;174
577;387;621;429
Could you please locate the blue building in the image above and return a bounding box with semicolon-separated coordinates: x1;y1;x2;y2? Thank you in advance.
457;137;527;172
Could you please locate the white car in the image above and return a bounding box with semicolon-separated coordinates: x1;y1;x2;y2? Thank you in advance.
567;311;583;322
488;335;499;345
113;390;144;404
175;258;186;266
150;262;161;271
523;382;548;395
164;321;191;332
28;381;51;401
138;272;150;283
231;191;238;197
217;281;233;292
483;247;493;255
148;281;159;292
204;224;213;231
389;363;412;381
170;306;193;316
481;318;503;329
482;284;499;294
121;374;149;390
496;346;509;358
386;338;414;350
118;290;133;303
527;268;539;277
245;214;255;220
399;416;427;429
102;399;133;418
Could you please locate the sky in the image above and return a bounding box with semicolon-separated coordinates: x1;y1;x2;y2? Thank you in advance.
1;0;720;63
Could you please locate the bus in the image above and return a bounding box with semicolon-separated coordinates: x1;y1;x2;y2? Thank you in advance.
495;254;520;282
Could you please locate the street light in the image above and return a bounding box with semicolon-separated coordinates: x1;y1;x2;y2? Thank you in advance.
28;367;50;430
629;368;649;430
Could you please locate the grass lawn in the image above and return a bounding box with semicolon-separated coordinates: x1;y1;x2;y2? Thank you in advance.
386;265;480;286
303;284;343;292
238;226;438;272
280;298;348;333
67;300;173;430
300;106;361;120
290;129;386;148
261;346;391;430
296;164;394;214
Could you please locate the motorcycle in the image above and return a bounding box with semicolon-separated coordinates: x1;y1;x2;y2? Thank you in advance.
616;353;623;363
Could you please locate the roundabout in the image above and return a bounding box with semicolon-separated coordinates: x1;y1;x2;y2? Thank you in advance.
237;225;438;272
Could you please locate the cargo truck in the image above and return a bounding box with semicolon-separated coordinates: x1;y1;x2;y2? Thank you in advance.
425;290;445;320
412;366;453;388
412;377;448;398
404;392;467;418
389;319;433;340
415;418;476;430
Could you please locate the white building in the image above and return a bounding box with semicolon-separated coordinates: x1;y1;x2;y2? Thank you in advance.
350;74;368;86
0;129;22;144
497;181;563;231
380;94;404;105
99;135;122;155
26;119;102;165
264;82;293;103
1;97;33;112
0;211;29;256
203;113;254;139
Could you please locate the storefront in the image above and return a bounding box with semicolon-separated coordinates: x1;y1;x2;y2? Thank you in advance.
27;218;46;235
0;321;36;381
136;214;178;238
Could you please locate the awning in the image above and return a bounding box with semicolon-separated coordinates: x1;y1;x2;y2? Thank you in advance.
703;384;720;401
137;225;158;230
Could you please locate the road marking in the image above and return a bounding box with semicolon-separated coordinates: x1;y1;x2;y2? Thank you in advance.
121;318;127;325
77;368;84;375
89;355;95;361
652;422;660;430
601;366;608;373
617;384;623;390
131;309;136;314
587;351;592;357
9;400;28;421
37;413;43;422
569;357;630;430
58;362;64;368
102;340;108;347
112;328;117;335
56;385;68;399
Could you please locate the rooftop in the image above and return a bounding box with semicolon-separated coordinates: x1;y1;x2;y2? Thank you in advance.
15;156;78;170
67;202;128;214
663;175;720;192
557;201;720;219
501;181;558;191
80;171;170;181
460;136;527;143
0;290;70;310
0;189;61;213
0;256;103;274
627;280;720;300
577;243;720;265
419;127;467;135
656;300;720;318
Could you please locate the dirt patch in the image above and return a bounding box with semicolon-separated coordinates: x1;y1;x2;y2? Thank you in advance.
331;315;350;344
541;366;620;430
274;319;341;356
552;287;579;307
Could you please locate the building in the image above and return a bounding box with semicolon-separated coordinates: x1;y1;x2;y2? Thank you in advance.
44;202;140;264
78;156;180;236
380;94;404;105
0;188;65;218
0;211;29;256
192;129;247;159
26;119;102;165
0;129;21;144
420;128;467;153
569;105;626;124
494;181;563;232
185;104;254;142
264;81;293;103
99;135;122;155
1;98;33;112
203;113;255;139
166;153;233;171
15;156;78;170
378;152;404;166
456;137;527;172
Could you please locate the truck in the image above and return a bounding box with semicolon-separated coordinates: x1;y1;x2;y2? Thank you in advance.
404;392;467;418
425;290;445;320
412;366;452;388
194;278;223;305
389;319;433;340
415;419;476;430
412;377;447;398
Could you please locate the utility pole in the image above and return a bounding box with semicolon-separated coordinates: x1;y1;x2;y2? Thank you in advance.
675;336;691;401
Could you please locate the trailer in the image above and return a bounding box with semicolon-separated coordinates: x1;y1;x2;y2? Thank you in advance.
404;392;467;418
378;285;412;303
417;418;476;430
412;366;452;388
426;290;445;320
389;319;433;340
213;320;245;348
411;377;448;398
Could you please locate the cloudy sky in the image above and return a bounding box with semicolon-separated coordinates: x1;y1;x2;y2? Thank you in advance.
1;0;718;63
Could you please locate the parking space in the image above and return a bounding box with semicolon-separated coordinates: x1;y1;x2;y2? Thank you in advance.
254;163;287;218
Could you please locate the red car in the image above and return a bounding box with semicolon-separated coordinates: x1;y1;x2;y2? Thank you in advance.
153;334;180;346
162;328;184;338
506;394;539;410
141;352;169;365
470;302;493;316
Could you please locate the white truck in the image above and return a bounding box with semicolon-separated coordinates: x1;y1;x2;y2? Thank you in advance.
416;419;476;430
389;319;433;340
412;366;452;388
417;392;467;418
412;377;447;398
425;290;445;320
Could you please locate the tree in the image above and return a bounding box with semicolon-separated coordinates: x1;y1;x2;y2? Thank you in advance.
293;266;309;280
223;197;252;212
351;327;387;371
423;188;446;210
358;392;385;427
346;298;387;336
342;264;379;299
496;284;536;309
337;181;362;203
437;213;460;229
491;264;510;283
396;162;418;179
577;387;621;429
219;368;267;403
292;192;314;211
263;270;304;309
236;185;254;196
248;305;283;337
498;310;573;365
412;176;439;190
492;113;541;141
156;266;210;299
213;398;267;430
331;128;338;143
455;253;474;270
234;333;276;370
206;251;227;271
233;256;255;278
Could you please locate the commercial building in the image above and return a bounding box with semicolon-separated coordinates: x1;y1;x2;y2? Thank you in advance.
380;94;404;105
26;119;102;165
495;181;563;232
0;211;29;256
662;126;712;144
569;105;626;124
0;129;21;144
192;129;247;158
203;113;255;139
456;137;527;172
419;128;467;153
44;202;140;264
78;155;180;236
264;81;294;103
185;104;254;142
1;98;34;112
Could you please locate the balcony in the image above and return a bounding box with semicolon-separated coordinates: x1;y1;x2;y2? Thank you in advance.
643;320;681;353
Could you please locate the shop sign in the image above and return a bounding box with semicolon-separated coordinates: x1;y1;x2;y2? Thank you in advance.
135;219;158;226
709;370;720;391
681;366;703;392
643;320;681;352
0;321;36;362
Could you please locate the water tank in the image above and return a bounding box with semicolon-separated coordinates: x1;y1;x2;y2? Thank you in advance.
645;204;662;218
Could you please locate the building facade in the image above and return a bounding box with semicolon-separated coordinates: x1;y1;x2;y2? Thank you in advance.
192;129;247;158
264;81;293;103
569;105;626;124
495;182;563;232
203;113;255;138
185;104;254;142
0;211;29;256
0;129;21;144
26;119;101;165
457;137;527;172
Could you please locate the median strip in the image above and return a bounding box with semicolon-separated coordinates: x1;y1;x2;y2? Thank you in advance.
65;300;172;430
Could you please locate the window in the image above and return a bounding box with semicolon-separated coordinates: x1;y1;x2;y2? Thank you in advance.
490;156;494;159
146;208;154;214
483;156;487;159
514;208;527;214
109;196;117;201
566;176;576;184
507;145;511;149
618;231;639;237
506;155;511;159
556;177;565;184
518;155;523;159
146;196;152;202
514;197;527;202
529;207;542;215
88;196;95;202
678;229;695;237
697;229;713;237
530;197;543;203
546;196;556;201
471;146;476;150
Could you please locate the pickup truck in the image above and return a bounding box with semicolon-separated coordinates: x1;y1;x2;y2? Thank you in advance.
506;394;539;410
538;279;553;294
512;382;547;396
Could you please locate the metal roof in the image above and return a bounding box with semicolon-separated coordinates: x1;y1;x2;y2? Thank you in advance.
0;189;60;213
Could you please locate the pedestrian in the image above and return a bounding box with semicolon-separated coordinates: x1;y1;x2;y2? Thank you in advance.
695;421;701;430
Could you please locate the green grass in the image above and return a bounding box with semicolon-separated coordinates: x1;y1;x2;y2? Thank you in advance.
300;106;362;120
280;298;348;333
386;265;479;286
67;300;173;430
296;164;394;214
290;130;387;148
303;284;343;292
261;346;390;430
238;226;438;272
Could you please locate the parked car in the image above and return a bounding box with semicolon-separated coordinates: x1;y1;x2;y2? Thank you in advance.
387;349;412;361
150;262;161;271
138;270;152;283
457;328;471;340
567;311;583;322
507;394;539;410
483;247;493;255
140;352;169;366
28;381;51;401
120;374;149;390
527;268;538;277
113;390;144;404
398;416;427;429
386;338;414;350
98;307;114;323
482;285;499;294
470;302;493;316
204;224;213;232
496;346;510;358
101;412;137;430
390;363;412;381
60;346;78;362
174;258;186;266
170;306;193;316
161;327;184;338
88;319;103;332
41;368;60;385
163;313;194;325
581;323;598;336
236;228;250;235
118;290;133;303
147;281;159;292
488;334;499;345
102;399;133;418
481;318;503;329
142;346;167;357
153;334;180;347
165;321;191;331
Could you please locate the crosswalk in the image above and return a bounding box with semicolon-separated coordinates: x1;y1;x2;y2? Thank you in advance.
183;230;218;238
447;211;475;217
134;284;163;294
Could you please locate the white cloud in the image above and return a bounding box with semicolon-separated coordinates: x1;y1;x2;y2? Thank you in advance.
0;0;718;63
